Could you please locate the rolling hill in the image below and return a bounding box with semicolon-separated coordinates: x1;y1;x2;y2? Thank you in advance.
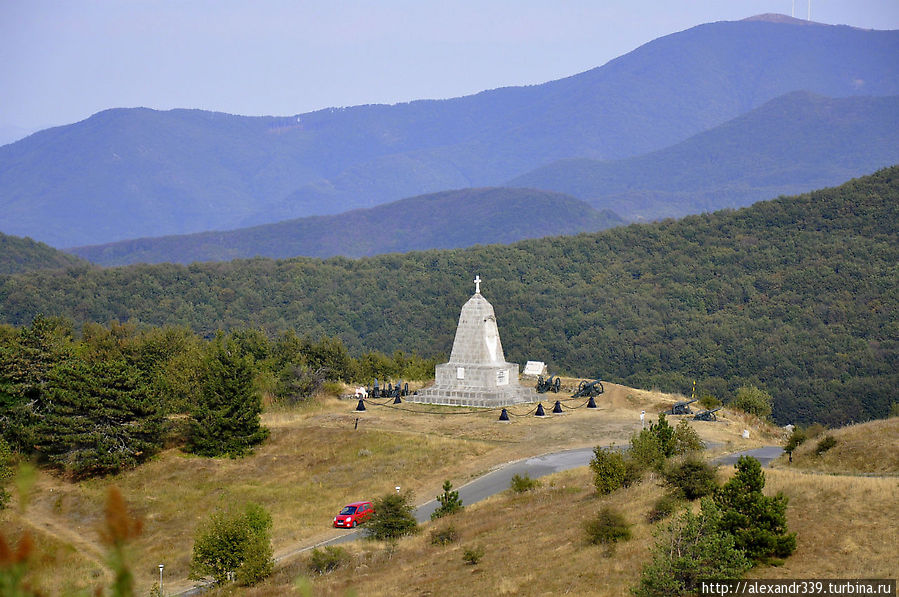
67;188;623;265
2;167;896;425
0;232;87;274
509;92;899;221
1;15;897;248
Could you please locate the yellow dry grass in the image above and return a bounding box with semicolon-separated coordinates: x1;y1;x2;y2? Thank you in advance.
775;417;899;474
2;382;885;596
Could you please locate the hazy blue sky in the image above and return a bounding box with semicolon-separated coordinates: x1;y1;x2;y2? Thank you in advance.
2;0;898;135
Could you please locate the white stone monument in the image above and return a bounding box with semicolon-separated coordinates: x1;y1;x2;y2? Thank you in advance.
411;276;536;407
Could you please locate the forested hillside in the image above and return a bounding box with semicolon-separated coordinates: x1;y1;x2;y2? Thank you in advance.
509;92;899;220
2;17;897;247
1;168;897;425
0;232;86;274
68;188;623;265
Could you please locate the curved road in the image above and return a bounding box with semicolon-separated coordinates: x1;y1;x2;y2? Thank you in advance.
179;444;783;594
288;444;783;551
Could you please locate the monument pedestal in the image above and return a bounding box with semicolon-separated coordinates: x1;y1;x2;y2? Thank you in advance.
411;278;535;407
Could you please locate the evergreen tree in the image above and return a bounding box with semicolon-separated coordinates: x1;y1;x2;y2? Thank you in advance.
188;334;269;457
714;456;796;563
635;499;751;597
431;480;463;519
33;357;164;478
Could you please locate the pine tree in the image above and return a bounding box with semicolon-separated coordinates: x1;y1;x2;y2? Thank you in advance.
714;456;796;563
187;334;269;457
431;480;463;519
33;357;164;478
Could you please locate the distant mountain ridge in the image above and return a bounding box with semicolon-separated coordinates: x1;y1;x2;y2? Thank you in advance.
1;16;898;247
508;92;899;220
68;188;623;265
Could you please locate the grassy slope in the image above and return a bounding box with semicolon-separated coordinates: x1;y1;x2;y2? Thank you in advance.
3;387;895;595
0;383;776;595
774;417;899;474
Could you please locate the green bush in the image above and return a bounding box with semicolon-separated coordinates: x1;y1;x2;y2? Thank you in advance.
431;480;463;519
585;507;632;545
663;457;718;500
462;545;485;565
672;420;704;455
784;426;807;455
509;473;541;493
189;502;274;586
589;446;627;495
814;435;837;455
429;524;459;546
367;491;419;541
647;493;682;523
698;394;721;410
635;499;751;597
731;385;773;420
308;546;351;575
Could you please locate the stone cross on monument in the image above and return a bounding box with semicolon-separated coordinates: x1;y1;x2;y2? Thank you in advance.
410;276;535;407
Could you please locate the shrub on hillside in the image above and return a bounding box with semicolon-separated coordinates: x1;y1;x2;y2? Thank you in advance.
731;386;773;420
589;446;628;495
429;524;459;546
190;502;274;586
663;457;718;500
635;499;751;597
510;473;540;493
308;546;351;575
672;420;704;455
462;545;485;565
784;426;807;456
648;493;682;523
585;506;632;547
367;491;419;541
815;435;837;455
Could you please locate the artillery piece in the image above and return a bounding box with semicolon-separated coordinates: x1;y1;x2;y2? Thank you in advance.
663;398;698;416
572;378;604;398
693;407;722;422
536;375;562;394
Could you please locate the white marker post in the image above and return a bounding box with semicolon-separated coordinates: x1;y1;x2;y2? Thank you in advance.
640;410;646;429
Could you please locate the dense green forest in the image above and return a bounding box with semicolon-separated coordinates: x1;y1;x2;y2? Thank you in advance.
0;233;86;274
1;167;897;425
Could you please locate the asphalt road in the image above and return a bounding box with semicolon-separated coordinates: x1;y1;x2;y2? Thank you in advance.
307;444;783;549
179;443;784;594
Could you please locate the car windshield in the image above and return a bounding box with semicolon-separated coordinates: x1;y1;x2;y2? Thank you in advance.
339;506;357;515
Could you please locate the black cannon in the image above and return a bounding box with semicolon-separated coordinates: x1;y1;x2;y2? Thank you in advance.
693;407;722;422
664;398;698;416
572;378;604;398
536;375;562;394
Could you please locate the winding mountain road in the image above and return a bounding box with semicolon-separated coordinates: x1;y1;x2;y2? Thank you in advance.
177;444;783;595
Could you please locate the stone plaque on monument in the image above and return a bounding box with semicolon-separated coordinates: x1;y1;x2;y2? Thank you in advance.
411;276;536;407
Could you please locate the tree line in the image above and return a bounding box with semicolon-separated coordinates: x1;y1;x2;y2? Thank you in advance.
1;167;896;425
0;316;437;480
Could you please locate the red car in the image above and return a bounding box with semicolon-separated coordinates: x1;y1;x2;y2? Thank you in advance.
333;501;374;528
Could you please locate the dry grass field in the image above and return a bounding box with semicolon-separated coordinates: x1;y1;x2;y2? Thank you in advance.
0;381;855;596
773;417;899;474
